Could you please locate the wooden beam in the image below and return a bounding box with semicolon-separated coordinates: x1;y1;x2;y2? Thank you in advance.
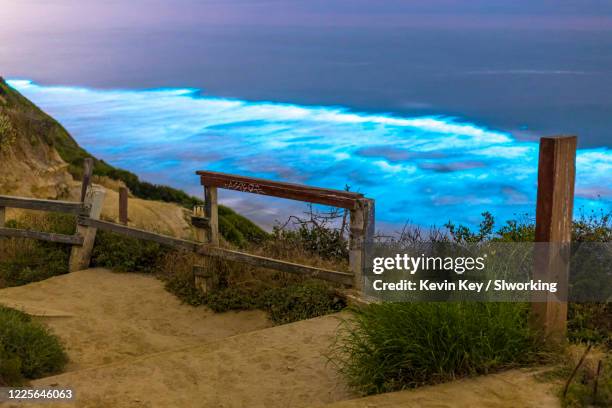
0;227;83;245
204;186;219;246
531;135;577;344
349;198;375;292
198;246;354;286
78;217;200;252
197;170;363;209
79;216;352;285
69;187;106;272
0;195;89;215
192;203;216;294
80;158;94;202
119;187;128;225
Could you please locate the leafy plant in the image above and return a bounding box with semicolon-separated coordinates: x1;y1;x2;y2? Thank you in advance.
165;273;345;325
0;213;75;287
330;302;545;395
91;230;168;273
0;307;67;384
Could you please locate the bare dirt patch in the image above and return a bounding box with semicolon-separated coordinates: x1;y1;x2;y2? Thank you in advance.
315;368;560;408
0;268;270;371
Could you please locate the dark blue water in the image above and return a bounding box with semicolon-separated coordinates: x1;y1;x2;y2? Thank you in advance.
2;11;611;229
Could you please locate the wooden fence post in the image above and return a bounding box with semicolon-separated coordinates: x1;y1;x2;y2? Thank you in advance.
193;186;219;293
69;186;106;272
119;187;128;225
0;206;5;228
531;135;577;345
80;158;94;202
350;198;375;293
204;186;219;246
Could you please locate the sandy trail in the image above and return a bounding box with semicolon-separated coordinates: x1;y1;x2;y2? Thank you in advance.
317;368;560;408
0;268;270;371
18;315;352;408
0;269;561;408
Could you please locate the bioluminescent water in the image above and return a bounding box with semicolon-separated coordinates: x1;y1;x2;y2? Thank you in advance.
8;79;611;229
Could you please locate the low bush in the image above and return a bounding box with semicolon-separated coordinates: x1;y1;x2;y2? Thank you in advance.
260;281;346;325
330;302;545;395
91;230;168;273
0;307;67;385
0;213;74;287
165;273;345;325
568;303;611;349
443;210;611;349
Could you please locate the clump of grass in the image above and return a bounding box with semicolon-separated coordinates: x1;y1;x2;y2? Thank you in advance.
165;272;345;325
0;213;75;288
0;306;67;385
551;348;612;407
0;110;16;152
91;230;168;273
568;303;611;349
260;281;346;325
330;302;545;395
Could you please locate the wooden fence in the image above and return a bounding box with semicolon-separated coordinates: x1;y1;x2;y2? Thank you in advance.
0;135;578;345
0;165;373;291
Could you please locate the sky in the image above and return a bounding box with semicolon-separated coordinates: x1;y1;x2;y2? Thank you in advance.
2;0;612;31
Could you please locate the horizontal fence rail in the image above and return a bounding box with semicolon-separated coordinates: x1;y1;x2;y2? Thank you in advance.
197;170;364;209
78;217;354;286
77;217;200;252
0;227;84;245
198;246;354;286
0;195;90;215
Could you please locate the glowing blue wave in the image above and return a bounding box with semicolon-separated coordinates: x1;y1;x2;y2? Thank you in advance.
8;79;611;228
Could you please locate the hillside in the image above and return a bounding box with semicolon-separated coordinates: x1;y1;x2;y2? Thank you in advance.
0;77;266;245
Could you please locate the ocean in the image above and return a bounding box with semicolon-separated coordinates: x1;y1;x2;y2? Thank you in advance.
3;22;611;229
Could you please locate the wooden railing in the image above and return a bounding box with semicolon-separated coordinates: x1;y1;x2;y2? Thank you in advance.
0;158;106;272
0;165;371;291
195;170;374;291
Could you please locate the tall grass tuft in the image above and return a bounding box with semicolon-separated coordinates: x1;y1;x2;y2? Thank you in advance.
0;307;67;385
330;302;545;395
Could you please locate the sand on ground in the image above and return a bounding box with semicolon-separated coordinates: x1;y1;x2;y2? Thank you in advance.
316;368;561;408
0;268;270;371
0;269;562;408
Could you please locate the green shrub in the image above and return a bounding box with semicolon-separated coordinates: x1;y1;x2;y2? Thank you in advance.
219;206;269;248
91;230;168;273
568;303;611;348
330;302;544;395
260;281;346;324
0;343;23;386
0;307;67;384
165;274;345;325
0;213;75;287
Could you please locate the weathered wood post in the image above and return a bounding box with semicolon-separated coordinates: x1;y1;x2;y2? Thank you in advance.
119;187;128;225
193;186;219;293
69;186;106;272
80;158;94;202
531;135;577;345
204;186;219;246
350;198;375;293
0;205;5;228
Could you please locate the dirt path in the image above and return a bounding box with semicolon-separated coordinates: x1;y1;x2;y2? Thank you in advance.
316;368;561;408
18;315;352;408
0;269;562;408
0;268;270;371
